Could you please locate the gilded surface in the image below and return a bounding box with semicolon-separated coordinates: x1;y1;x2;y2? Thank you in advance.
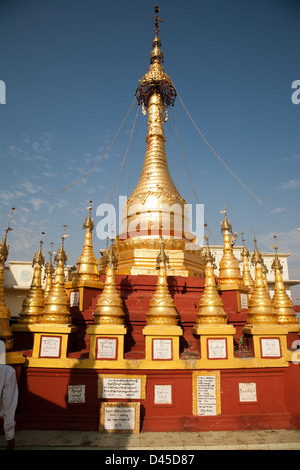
246;238;276;325
271;237;299;325
196;238;227;324
218;208;245;290
18;235;45;324
41;236;72;325
0;207;15;350
72;202;100;287
146;238;179;326
93;242;125;325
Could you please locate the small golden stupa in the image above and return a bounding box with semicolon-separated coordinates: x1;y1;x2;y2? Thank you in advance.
271;236;299;327
71;201;100;288
246;236;276;325
218;207;246;291
18;233;45;324
44;243;54;296
93;240;125;326
195;228;228;325
41;226;72;325
0;206;15;350
105;6;204;277
240;233;254;294
146;236;179;326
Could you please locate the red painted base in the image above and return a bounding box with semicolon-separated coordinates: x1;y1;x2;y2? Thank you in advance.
8;275;300;433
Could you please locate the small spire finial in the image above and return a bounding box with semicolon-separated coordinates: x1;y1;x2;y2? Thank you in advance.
153;5;163;34
5;206;15;236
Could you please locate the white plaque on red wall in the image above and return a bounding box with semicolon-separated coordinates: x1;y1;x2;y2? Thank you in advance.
39;335;62;358
154;384;172;404
239;382;257;402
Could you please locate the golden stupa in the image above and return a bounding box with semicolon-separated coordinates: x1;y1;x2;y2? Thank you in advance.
240;233;254;294
195;229;228;325
100;7;205;277
18;233;45;324
0;207;15;350
93;240;125;326
146;236;180;326
41;227;72;325
44;243;54;297
218;207;247;291
71;201;100;288
271;236;299;327
246;236;276;325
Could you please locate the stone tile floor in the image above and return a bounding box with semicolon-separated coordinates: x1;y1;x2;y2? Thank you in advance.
1;429;300;450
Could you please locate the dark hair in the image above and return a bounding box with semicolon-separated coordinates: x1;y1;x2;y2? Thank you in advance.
0;337;6;344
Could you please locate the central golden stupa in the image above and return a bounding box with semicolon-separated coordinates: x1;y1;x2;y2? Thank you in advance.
100;7;205;276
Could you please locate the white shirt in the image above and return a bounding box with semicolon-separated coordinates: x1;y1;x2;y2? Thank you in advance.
0;364;18;440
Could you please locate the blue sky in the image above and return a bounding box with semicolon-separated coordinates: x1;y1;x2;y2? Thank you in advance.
1;0;300;298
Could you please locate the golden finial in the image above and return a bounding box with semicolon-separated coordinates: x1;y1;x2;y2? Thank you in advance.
18;232;45;324
93;239;125;325
41;227;72;325
71;202;100;288
246;234;276;325
146;236;179;326
0;206;15;350
241;233;254;292
0;206;15;265
156;235;170;269
83;200;94;231
44;242;54;296
271;235;298;326
220;205;232;234
218;207;245;291
195;228;228;325
153;5;164;34
202;224;216;267
32;232;45;267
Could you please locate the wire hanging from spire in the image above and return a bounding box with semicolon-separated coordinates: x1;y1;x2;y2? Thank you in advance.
175;89;262;205
57;97;136;195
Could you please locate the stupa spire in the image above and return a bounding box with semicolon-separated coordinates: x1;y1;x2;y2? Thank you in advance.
44;242;54;296
271;235;299;326
93;239;125;325
146;235;179;326
0;206;15;350
246;234;276;325
195;226;228;325
218;206;245;290
72;201;100;288
41;226;72;324
18;232;45;324
241;233;254;293
119;5;193;246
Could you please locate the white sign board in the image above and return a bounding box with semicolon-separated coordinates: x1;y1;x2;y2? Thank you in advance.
196;375;217;416
152;339;172;360
154;385;172;404
239;382;257;402
39;336;61;358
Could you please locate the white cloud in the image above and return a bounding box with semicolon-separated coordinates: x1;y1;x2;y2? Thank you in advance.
270;207;288;215
279;179;300;191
